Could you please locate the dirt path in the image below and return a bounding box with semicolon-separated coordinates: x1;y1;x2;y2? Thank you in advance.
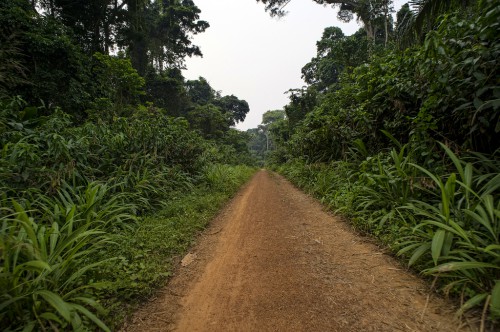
124;170;470;332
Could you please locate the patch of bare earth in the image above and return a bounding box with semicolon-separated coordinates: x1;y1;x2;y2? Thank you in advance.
122;170;475;332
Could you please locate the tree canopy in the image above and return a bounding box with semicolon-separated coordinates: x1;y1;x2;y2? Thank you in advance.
256;0;394;42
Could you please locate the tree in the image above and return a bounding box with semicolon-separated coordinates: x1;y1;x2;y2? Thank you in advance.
214;95;250;126
246;127;268;164
301;27;369;91
145;67;190;117
256;0;393;42
283;87;318;128
185;77;250;126
32;0;129;55
0;36;26;99
185;76;217;105
147;0;209;71
121;0;209;75
29;0;209;74
1;0;94;118
91;52;145;118
396;0;476;46
51;0;114;54
259;110;287;151
187;104;230;139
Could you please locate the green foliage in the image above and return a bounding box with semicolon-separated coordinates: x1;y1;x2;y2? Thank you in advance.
184;77;250;134
0;95;256;330
262;0;500;325
397;0;477;47
302;27;369;91
90;52;145;118
247;127;268;166
187;104;231;139
0;33;27;98
186;77;217;105
0;0;92;118
0;0;213;123
92;164;256;328
0;1;257;330
0;199;112;331
396;144;499;317
278;143;499;322
0;99;207;197
281;0;499;162
202;164;255;192
257;0;394;43
144;68;190;117
277;160;359;215
125;0;209;74
214;95;250;126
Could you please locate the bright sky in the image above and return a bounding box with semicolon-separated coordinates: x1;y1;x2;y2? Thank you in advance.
183;0;407;131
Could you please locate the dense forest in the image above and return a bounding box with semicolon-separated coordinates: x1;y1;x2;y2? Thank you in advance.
0;0;256;330
251;0;500;327
1;0;499;330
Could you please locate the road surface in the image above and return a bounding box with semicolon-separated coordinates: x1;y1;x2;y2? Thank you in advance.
124;170;468;331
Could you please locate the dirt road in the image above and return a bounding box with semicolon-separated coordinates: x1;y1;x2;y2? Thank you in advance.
125;170;468;331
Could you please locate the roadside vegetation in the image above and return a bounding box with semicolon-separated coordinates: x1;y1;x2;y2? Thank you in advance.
253;0;499;327
1;0;256;330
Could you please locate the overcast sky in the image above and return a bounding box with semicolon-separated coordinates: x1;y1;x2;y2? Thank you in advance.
183;0;406;131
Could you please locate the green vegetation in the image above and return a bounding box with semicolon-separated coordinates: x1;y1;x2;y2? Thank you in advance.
1;0;257;330
93;164;255;328
1;161;254;330
2;0;499;329
256;0;499;326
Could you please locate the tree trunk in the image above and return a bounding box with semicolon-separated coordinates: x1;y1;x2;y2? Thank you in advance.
127;0;148;75
104;15;110;54
365;20;375;44
384;0;389;47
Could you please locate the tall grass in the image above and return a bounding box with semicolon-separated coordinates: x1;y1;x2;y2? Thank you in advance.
202;164;256;192
397;143;500;320
1;200;112;331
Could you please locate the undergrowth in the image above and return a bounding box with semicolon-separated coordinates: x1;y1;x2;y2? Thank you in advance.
97;164;256;328
276;144;499;326
1;162;255;330
0;96;257;330
265;2;500;326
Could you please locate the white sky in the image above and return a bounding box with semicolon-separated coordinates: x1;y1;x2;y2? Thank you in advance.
183;0;407;130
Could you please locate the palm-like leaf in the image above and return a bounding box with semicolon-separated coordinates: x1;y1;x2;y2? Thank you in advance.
397;0;475;47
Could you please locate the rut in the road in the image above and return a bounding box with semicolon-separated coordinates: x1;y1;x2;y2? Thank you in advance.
124;170;467;332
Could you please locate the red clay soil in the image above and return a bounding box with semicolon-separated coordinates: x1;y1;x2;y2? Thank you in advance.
123;170;476;332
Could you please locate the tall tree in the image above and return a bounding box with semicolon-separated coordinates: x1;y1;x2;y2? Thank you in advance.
185;77;250;126
33;0;209;74
1;0;93;116
148;0;209;71
122;0;148;75
145;67;190;116
121;0;209;75
259;110;287;151
301;27;369;91
185;76;216;105
256;0;393;42
214;95;250;126
283;88;317;128
34;0;127;54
